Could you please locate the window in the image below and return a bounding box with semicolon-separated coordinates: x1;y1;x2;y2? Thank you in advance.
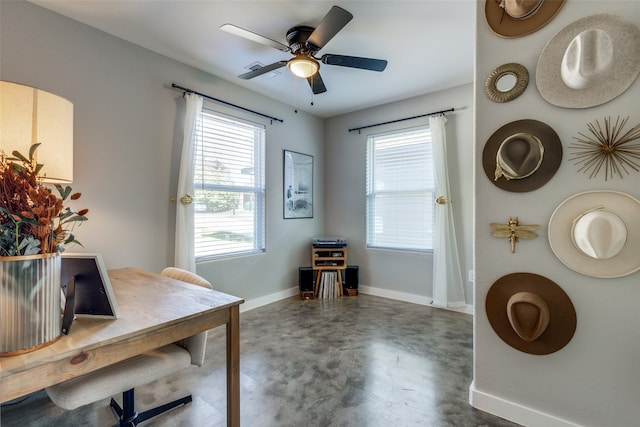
366;126;434;251
193;108;265;260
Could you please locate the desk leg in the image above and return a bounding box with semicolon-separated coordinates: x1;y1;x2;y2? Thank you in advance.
227;305;240;427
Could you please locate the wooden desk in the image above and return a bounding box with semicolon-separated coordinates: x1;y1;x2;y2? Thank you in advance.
0;267;244;427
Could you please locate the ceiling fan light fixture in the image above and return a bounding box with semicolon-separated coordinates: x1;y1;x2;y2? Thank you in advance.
287;56;319;78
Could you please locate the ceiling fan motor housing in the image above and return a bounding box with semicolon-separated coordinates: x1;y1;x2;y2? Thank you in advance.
286;26;317;54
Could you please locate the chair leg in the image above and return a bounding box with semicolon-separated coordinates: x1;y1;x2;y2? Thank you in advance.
110;388;138;427
109;388;192;426
135;394;192;424
110;398;122;418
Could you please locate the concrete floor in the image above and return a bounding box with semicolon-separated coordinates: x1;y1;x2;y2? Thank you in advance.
1;294;519;427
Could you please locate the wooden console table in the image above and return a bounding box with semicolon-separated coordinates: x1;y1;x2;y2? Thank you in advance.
0;267;244;427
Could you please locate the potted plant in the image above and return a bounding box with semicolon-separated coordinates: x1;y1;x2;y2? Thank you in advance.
0;143;88;355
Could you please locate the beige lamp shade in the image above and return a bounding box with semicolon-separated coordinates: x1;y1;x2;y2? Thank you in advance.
0;81;73;183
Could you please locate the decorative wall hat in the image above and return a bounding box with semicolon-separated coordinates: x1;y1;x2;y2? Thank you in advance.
482;119;562;192
536;14;640;109
484;0;566;38
486;272;576;355
548;191;640;278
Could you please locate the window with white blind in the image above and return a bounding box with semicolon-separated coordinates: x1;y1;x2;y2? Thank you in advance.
366;126;434;251
193;108;265;260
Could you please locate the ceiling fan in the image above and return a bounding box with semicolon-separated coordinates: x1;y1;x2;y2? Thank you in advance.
220;5;388;94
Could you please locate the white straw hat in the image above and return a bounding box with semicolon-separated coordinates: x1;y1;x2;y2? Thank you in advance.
548;191;640;278
536;14;640;108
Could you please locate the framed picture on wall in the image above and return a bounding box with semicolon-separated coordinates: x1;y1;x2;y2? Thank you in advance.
283;150;313;219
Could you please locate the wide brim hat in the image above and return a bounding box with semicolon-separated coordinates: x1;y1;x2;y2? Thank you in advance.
548;191;640;278
485;0;566;38
482;119;562;192
536;14;640;109
486;272;576;355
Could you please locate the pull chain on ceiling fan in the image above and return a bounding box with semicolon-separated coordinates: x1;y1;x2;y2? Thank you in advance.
220;5;388;95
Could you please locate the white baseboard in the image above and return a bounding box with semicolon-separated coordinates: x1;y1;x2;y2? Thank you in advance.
240;287;299;313
359;285;473;315
240;285;474;316
469;381;584;427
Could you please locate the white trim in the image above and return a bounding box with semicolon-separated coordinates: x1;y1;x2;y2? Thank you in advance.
239;284;474;316
240;286;299;313
359;285;473;315
469;381;584;427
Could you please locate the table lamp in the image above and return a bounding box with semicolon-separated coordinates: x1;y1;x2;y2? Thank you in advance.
0;80;73;183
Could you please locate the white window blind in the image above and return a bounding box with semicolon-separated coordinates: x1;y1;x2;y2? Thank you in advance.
366;126;434;251
193;108;265;259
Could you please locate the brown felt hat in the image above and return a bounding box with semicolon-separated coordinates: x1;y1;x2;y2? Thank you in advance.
485;0;566;39
486;272;576;355
482;119;562;192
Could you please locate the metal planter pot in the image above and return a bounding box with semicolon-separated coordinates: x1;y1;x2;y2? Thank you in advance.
0;253;62;356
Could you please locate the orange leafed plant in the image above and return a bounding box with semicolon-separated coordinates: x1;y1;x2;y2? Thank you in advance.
0;143;88;256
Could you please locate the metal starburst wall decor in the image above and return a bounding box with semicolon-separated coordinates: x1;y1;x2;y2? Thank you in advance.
569;116;640;181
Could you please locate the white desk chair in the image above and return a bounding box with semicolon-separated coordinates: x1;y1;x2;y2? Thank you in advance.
46;267;213;426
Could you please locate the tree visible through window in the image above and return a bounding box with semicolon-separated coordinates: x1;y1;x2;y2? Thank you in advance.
366;126;434;251
193;108;265;259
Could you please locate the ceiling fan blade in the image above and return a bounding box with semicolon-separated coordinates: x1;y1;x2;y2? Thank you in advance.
220;24;290;52
238;61;288;79
307;73;327;94
306;6;353;51
321;54;388;72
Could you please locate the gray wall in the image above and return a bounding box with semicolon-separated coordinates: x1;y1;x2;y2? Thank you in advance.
472;1;640;426
324;85;474;304
1;0;475;308
0;1;325;303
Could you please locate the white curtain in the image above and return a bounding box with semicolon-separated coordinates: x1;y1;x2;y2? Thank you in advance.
174;93;203;272
430;115;466;308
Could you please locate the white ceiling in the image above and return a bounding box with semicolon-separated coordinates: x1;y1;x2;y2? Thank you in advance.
29;0;475;118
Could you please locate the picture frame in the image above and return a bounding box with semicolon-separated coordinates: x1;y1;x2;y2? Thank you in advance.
61;253;120;319
283;150;313;219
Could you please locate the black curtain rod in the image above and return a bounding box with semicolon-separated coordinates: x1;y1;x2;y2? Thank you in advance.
348;108;455;134
171;83;284;124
